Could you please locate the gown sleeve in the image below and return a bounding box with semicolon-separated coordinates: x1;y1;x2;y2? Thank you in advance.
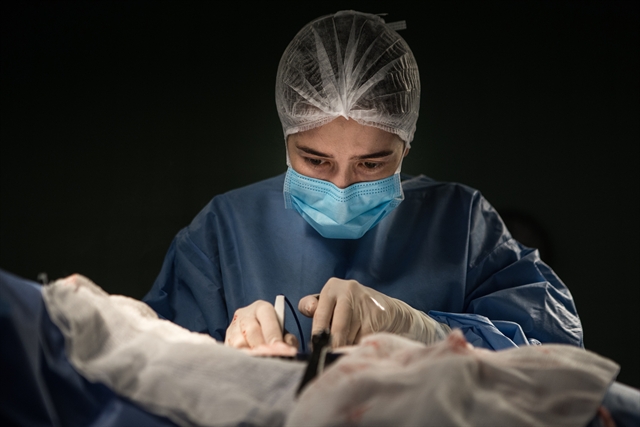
431;191;583;350
143;218;229;342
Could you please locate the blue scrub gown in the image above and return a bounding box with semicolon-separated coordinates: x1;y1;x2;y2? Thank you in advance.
143;173;583;349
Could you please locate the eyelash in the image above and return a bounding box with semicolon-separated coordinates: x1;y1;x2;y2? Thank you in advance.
304;157;326;168
362;162;381;170
303;157;384;171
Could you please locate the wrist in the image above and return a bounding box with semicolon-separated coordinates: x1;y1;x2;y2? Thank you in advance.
391;298;450;344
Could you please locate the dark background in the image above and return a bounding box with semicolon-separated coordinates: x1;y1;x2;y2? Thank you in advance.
1;1;638;387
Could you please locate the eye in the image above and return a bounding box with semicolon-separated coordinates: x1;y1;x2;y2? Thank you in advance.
304;157;326;167
362;161;381;170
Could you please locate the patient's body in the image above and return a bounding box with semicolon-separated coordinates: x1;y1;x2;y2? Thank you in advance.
2;270;637;427
45;274;634;427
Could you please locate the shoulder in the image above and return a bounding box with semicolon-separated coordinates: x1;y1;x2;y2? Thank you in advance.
401;174;482;204
182;173;289;251
188;173;288;229
401;175;514;263
398;174;503;234
197;173;286;213
219;174;285;201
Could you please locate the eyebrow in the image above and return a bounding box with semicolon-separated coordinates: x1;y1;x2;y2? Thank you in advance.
296;145;395;160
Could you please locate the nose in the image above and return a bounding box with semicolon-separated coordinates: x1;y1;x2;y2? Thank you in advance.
330;169;357;189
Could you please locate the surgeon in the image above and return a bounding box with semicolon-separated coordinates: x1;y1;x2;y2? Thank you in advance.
143;10;583;351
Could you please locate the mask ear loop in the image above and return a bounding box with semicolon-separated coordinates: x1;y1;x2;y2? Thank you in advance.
285;137;292;168
394;139;409;174
284;295;307;353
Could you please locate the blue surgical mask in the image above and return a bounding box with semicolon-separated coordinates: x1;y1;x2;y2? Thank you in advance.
283;167;404;239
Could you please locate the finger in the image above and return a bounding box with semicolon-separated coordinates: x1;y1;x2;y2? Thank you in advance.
347;317;361;346
238;315;266;348
330;298;353;347
255;303;285;345
284;333;299;349
224;324;249;348
312;293;336;336
225;314;249;348
298;294;320;317
224;314;239;347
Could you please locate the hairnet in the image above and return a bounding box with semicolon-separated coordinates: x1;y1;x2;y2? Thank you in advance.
275;10;420;146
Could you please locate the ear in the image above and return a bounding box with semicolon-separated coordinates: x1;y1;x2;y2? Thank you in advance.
396;136;410;157
286;134;295;148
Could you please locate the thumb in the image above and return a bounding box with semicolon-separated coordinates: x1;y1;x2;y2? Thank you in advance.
298;294;320;317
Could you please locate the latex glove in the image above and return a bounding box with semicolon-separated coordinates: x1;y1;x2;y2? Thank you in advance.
299;278;451;348
225;300;299;350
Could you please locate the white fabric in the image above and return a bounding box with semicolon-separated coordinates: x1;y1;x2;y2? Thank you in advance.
42;275;303;427
275;10;420;145
289;331;619;427
42;275;619;427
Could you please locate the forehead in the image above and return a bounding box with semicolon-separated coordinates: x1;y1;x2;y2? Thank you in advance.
289;117;403;152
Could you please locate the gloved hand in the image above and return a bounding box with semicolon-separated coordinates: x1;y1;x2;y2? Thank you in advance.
225;300;299;350
299;278;451;348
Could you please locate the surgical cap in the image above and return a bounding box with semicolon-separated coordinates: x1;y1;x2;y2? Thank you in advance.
275;10;420;145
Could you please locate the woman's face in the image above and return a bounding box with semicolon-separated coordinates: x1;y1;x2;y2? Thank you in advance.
287;117;409;189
